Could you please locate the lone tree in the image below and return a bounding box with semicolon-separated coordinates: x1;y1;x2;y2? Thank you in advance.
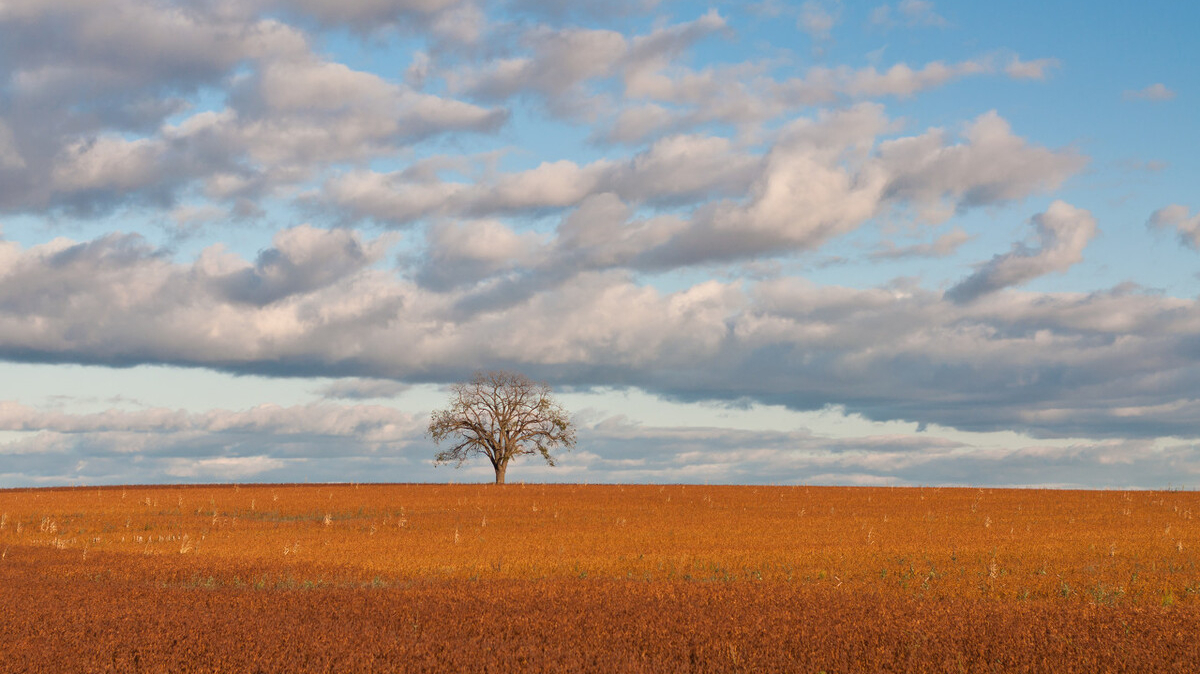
429;370;576;484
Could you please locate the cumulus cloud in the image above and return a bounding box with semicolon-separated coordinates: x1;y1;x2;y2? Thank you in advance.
590;107;1080;270
0;399;425;483
798;1;838;41
3;225;1200;443
870;228;971;260
1004;57;1059;80
4;401;1195;487
321;133;760;227
322;106;1081;278
947;201;1097;303
1148;204;1200;249
445;10;726;118
0;2;504;216
603;53;1046;144
207;225;397;305
269;0;465;31
0;0;1194;488
0;399;420;441
1123;83;1176;101
879;111;1086;221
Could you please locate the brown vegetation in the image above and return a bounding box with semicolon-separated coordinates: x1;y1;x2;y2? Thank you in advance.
1;484;1198;671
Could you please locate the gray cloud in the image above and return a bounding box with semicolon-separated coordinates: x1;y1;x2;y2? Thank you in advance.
0;1;504;216
4;405;1196;488
321;133;761;228
443;10;727;119
322;106;1082;281
947;201;1097;303
878;112;1086;220
2;228;1200;442
317;378;411;400
609;56;1002;143
1148;204;1200;250
0;399;425;484
0;0;1191;490
208;225;396;306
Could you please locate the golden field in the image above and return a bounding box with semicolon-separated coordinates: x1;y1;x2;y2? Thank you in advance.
1;484;1198;672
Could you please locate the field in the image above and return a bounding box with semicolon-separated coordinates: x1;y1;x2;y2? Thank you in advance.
1;484;1198;672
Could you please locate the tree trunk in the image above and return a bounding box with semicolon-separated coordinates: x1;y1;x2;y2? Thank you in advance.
494;461;507;484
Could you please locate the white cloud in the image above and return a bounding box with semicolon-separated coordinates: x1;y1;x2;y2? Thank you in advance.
207;225;398;306
317;378;410;400
1123;83;1176;101
870;227;971;260
1004;56;1059;80
0;400;420;441
0;2;504;215
164;456;287;479
878;111;1086;221
321;133;759;227
2;222;1200;444
0;0;1192;489
445;11;726;119
1148;204;1200;249
947;201;1097;303
798;1;838;41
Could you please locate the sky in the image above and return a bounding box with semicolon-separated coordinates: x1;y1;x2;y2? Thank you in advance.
0;0;1198;488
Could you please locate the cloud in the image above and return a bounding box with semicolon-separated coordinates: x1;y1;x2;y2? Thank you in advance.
417;218;548;289
870;0;946;28
603;52;1045;144
798;1;838;41
878;111;1086;221
317;378;411;400
7;402;1194;487
321;107;1083;280
508;0;662;22
4;224;1200;444
1123;83;1176;101
870;228;971;260
0;121;26;169
946;201;1097;303
0;0;1194;488
163;456;287;479
0;399;420;440
207;225;397;306
897;0;946;25
321;133;760;227
1004;57;1059;80
444;10;726;119
597;107;1081;270
1148;204;1200;249
0;2;505;216
268;0;464;30
0;399;426;484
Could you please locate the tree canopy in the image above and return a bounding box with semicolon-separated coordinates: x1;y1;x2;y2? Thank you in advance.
428;370;576;484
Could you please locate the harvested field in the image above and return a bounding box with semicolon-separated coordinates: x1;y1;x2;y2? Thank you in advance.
1;484;1198;672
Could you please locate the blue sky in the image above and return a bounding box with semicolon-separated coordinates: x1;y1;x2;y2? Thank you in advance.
0;0;1198;488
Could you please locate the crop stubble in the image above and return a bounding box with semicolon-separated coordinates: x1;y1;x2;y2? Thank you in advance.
1;484;1197;672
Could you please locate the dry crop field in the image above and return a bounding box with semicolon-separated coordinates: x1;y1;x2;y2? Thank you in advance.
1;483;1198;672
